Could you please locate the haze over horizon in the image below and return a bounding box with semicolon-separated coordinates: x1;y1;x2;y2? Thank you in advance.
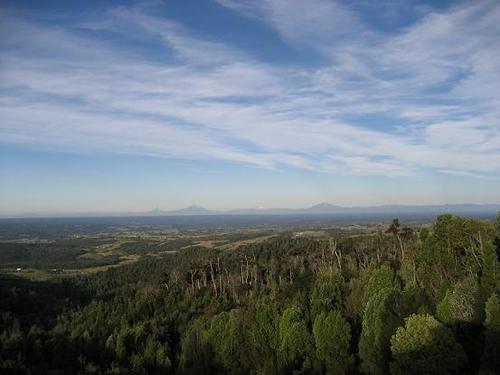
2;0;500;215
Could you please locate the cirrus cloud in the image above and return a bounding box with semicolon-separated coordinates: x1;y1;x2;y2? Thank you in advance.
1;0;499;179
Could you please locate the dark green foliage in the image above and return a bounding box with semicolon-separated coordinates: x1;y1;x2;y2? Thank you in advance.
400;285;429;316
179;317;215;374
416;214;490;301
0;214;497;374
436;276;485;372
481;293;500;373
246;301;280;374
359;287;403;375
205;310;250;373
310;272;343;321
277;307;314;373
390;314;467;375
344;267;371;323
0;242;120;269
313;310;353;374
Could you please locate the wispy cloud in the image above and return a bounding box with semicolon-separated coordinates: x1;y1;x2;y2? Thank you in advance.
439;169;489;180
1;0;499;178
217;0;364;48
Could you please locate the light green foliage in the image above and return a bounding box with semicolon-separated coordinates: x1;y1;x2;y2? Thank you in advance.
359;287;403;375
363;264;400;308
432;214;488;256
418;214;491;299
313;310;353;374
359;266;404;374
437;276;483;324
277;306;314;373
390;314;467;375
310;273;344;321
481;293;500;373
416;238;453;299
398;253;416;287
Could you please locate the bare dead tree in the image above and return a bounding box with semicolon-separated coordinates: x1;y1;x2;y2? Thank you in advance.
330;238;342;271
386;219;405;261
253;255;258;287
189;270;197;292
209;260;218;297
217;256;223;293
244;255;250;285
375;234;382;264
202;270;207;287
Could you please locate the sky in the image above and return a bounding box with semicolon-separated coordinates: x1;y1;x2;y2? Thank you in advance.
1;0;500;216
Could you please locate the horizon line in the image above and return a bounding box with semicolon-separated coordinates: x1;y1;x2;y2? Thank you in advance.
2;202;500;220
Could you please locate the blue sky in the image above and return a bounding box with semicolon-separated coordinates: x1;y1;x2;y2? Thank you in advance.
1;0;500;216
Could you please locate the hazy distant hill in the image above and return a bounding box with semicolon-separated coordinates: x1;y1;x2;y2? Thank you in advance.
152;203;500;216
228;203;343;215
305;203;345;213
148;205;221;216
4;203;499;219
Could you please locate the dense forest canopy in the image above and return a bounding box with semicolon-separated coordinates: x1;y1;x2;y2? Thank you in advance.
1;214;499;374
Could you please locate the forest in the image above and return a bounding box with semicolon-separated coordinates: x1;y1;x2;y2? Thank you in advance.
0;214;499;374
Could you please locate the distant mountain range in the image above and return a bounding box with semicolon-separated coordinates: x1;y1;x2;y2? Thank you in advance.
4;203;499;219
148;203;500;216
150;205;218;216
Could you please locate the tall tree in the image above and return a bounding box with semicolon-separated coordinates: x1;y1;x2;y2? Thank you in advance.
359;287;403;375
206;310;249;374
363;264;400;308
436;276;483;324
310;273;343;321
481;242;499;299
247;302;280;374
313;310;353;374
179;317;215;374
390;314;467;375
386;218;404;261
277;307;314;374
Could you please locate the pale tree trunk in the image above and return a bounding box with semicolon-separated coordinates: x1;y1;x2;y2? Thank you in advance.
189;270;196;292
397;234;405;261
209;260;218;297
253;255;258;287
330;238;342;271
245;255;250;285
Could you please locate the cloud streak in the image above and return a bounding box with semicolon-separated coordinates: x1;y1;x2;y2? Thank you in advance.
1;0;500;178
